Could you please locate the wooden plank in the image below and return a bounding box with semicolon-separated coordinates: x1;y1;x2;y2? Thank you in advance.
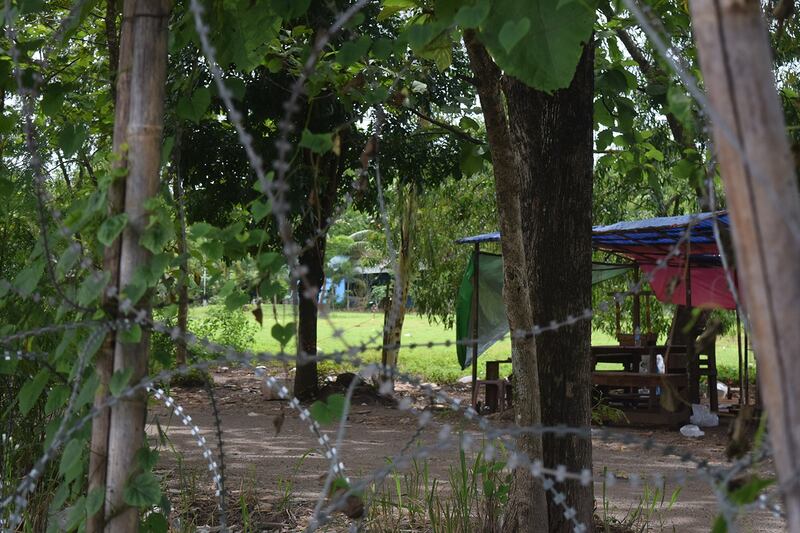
592;372;687;388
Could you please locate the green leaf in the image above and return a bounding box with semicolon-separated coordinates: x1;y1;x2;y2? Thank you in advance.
309;393;346;425
218;279;236;298
19;0;45;15
644;144;664;162
58;124;88;157
271;322;295;350
77;271;110;306
190;222;215;238
299;129;334;154
136;446;160;471
257;252;283;273
119;323;142;344
200;240;224;261
97;213;128;247
141;512;169;533
269;0;310;19
13;260;44;298
56;245;81;280
86;487;105;516
459;143;484;176
41;84;66;116
667;86;693;125
225;291;250;311
19;369;50;415
337;36;371;68
478;0;595;92
123;472;162;508
251;199;271;223
378;0;416;20
65;495;86;531
459;116;480;131
176;87;211;123
109;367;134;397
44;384;70;415
729;476;775;505
371;38;394;60
58;438;84;481
711;514;728;533
75;372;99;409
0;114;13;135
498;18;530;53
454;0;490;28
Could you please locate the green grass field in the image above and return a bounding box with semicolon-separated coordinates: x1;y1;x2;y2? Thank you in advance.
189;305;754;385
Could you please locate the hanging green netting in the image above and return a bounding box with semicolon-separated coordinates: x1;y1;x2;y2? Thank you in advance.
456;253;632;370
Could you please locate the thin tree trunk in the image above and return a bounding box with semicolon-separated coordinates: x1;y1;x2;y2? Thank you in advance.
103;0;170;529
172;128;189;367
463;31;549;533
691;1;800;529
381;182;416;385
295;242;325;399
507;40;595;532
105;0;120;103
87;0;133;529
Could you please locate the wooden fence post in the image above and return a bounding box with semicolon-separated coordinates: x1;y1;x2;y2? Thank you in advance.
103;0;170;529
87;0;136;530
690;0;800;529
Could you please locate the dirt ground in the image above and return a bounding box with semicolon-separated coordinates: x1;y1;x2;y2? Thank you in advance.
148;367;784;532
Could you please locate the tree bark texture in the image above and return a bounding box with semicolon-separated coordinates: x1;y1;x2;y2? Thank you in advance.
293;121;345;400
463;30;549;533
690;1;800;529
103;0;170;529
506;41;595;532
381;182;416;384
88;0;134;529
295;242;325;399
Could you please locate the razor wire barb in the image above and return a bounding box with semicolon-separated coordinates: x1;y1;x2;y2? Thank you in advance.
0;0;794;532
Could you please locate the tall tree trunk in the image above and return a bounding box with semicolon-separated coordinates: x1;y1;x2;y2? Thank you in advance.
463;31;549;533
507;41;595;532
381;182;416;385
87;0;132;529
103;0;170;530
295;241;325;399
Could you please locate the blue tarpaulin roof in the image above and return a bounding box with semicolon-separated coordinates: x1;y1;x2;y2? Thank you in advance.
456;212;729;249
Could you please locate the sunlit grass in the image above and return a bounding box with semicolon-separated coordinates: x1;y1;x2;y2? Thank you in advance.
189;305;752;384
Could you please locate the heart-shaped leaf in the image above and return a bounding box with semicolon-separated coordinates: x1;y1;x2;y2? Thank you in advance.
455;0;490;28
123;472;162;508
309;393;346;425
478;0;595;92
97;213;128;247
498;18;530;53
271;322;296;350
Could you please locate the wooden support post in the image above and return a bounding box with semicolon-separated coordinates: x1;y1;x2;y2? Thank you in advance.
103;0;170;530
470;244;480;409
736;309;743;406
685;245;699;405
632;266;641;344
691;1;800;528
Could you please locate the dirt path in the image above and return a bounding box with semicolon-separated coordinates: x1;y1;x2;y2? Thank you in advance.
148;368;783;532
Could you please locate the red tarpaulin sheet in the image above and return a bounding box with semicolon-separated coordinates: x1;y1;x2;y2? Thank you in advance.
637;262;737;309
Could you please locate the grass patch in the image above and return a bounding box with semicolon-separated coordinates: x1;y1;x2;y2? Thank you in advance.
188;305;755;385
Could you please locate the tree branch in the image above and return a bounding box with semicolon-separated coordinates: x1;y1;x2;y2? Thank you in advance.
406;107;485;145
